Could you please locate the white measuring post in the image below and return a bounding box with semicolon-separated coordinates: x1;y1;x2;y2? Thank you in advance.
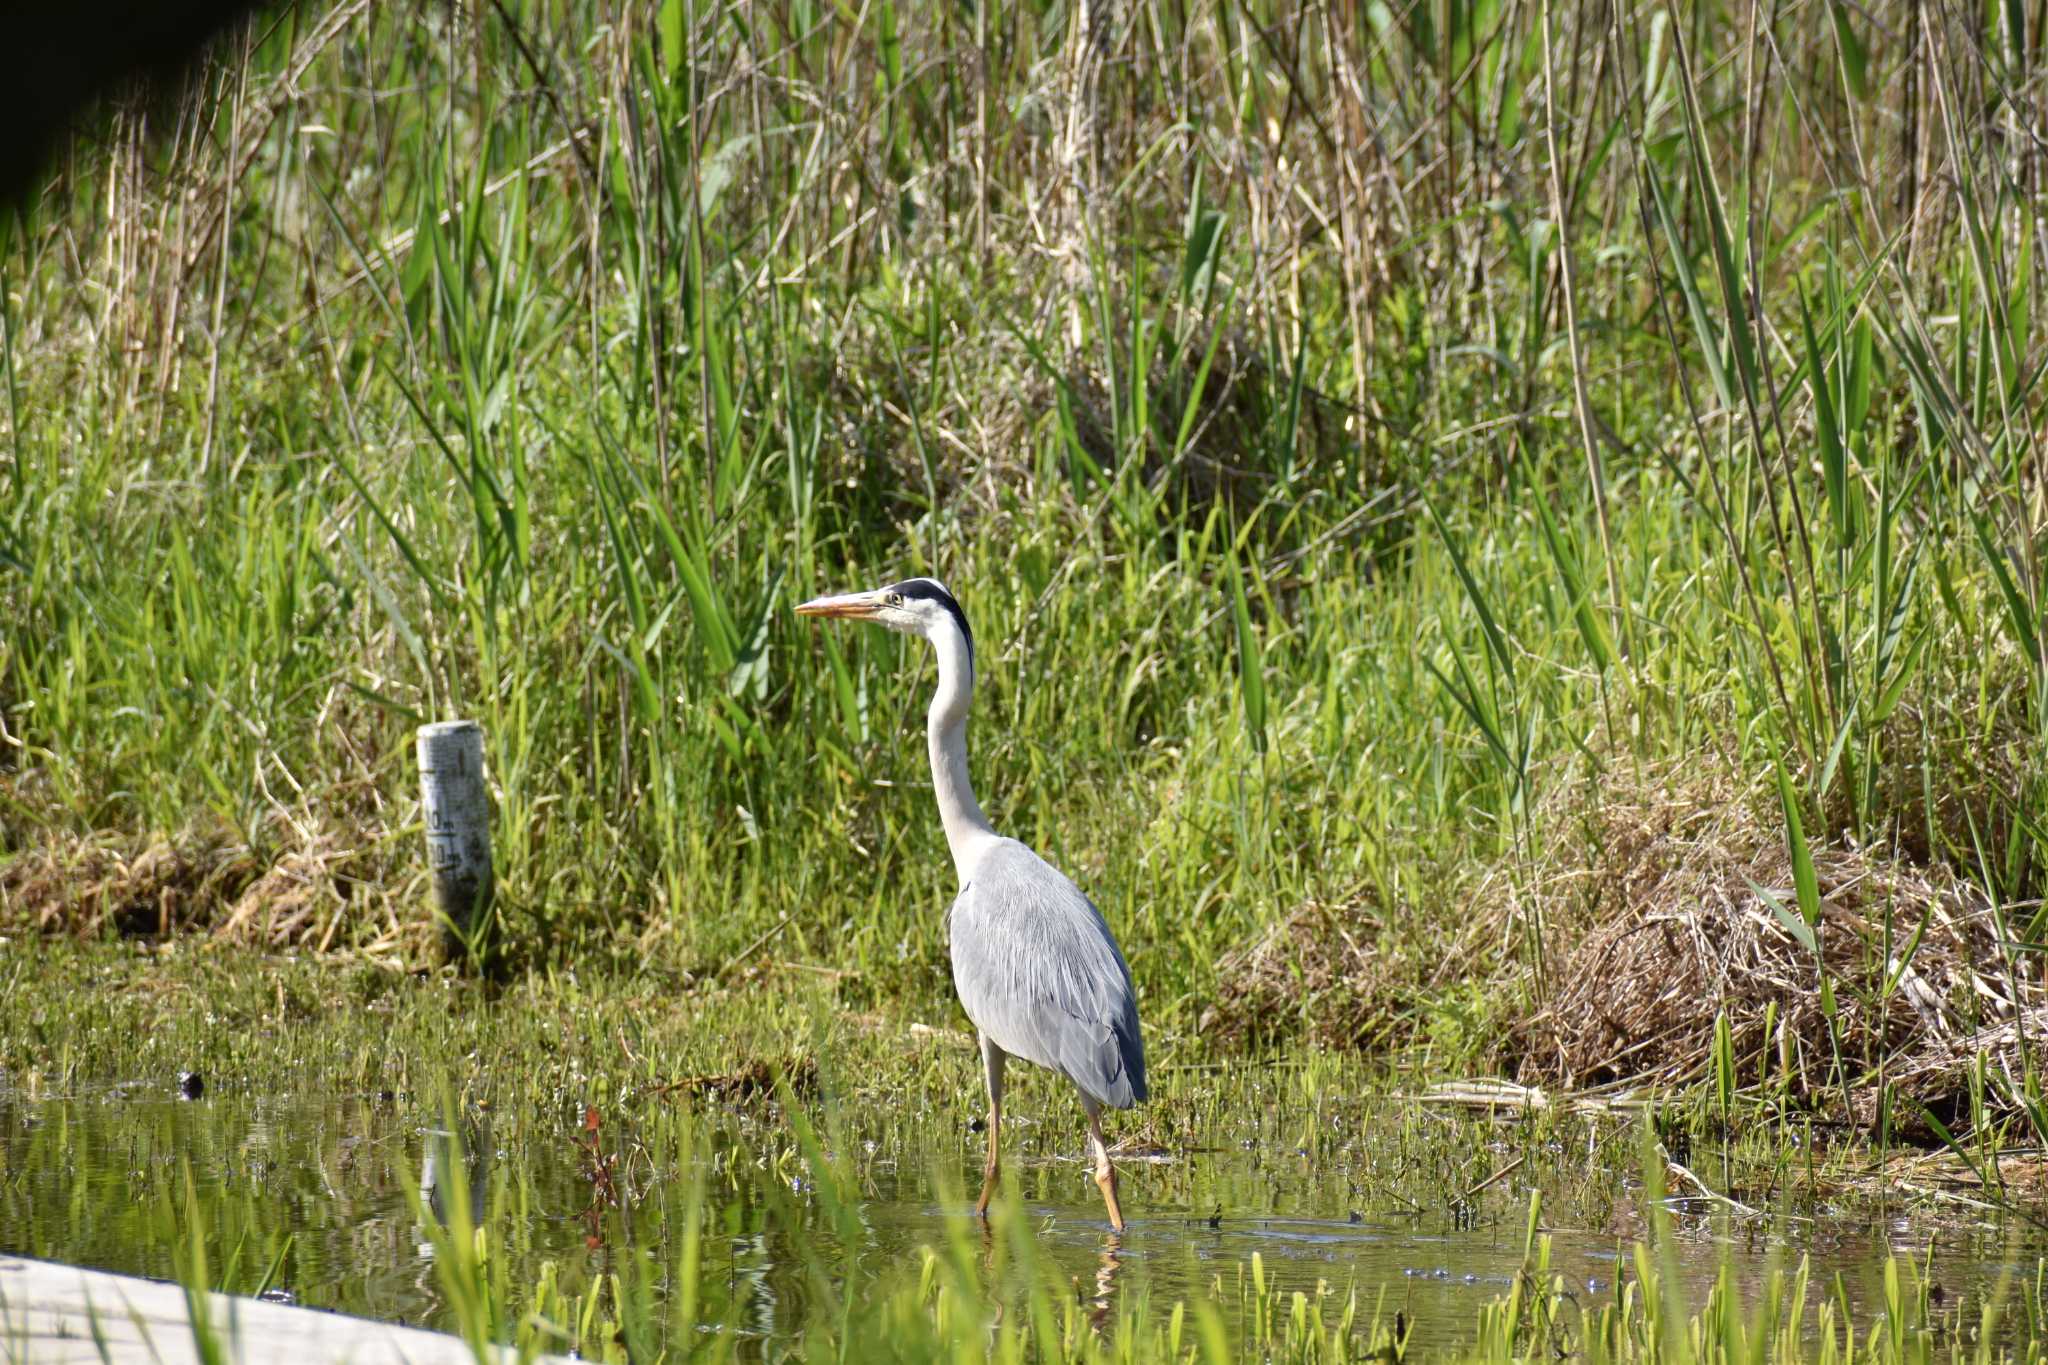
417;720;494;959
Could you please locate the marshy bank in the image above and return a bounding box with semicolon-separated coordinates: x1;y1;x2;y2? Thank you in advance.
15;757;2043;1154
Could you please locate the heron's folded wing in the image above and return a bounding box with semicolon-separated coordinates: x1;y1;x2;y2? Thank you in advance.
947;840;1147;1108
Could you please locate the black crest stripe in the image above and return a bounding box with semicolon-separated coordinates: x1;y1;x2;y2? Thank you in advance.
891;578;974;664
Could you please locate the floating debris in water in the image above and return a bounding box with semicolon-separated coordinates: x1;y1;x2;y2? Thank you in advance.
641;1057;820;1103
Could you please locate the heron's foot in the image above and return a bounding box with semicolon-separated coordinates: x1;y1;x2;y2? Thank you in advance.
974;1166;998;1220
1095;1164;1126;1233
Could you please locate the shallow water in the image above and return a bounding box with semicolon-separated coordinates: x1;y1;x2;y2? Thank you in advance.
1;1079;2039;1354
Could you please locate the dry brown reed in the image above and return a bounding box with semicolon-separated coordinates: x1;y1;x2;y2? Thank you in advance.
1511;761;2041;1132
1211;756;2045;1135
1200;884;1500;1054
1;817;415;958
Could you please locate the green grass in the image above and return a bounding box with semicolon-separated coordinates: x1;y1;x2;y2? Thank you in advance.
1;0;2045;1249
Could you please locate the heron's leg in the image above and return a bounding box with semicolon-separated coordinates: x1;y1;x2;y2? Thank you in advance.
973;1036;1006;1220
1083;1097;1126;1232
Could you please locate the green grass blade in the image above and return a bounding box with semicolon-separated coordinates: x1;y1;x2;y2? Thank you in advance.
1225;543;1267;754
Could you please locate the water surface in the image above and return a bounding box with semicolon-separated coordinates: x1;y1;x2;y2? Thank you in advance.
1;1079;2036;1353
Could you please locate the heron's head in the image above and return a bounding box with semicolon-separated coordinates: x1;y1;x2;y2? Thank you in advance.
795;577;974;664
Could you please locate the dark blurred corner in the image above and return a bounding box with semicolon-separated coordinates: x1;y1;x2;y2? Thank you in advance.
0;1;266;209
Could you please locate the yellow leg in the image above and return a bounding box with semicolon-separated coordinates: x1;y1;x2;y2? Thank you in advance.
974;1100;1001;1218
1086;1102;1126;1232
974;1037;1005;1220
1095;1166;1125;1232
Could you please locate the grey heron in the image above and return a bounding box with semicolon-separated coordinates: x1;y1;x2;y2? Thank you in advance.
796;577;1148;1231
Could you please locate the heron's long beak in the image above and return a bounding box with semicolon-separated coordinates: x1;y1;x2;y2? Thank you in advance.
794;590;884;620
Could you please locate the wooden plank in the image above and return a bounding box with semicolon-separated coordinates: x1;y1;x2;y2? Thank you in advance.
0;1254;555;1364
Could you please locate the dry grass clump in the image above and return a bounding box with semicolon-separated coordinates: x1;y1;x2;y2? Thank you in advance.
1207;756;2044;1136
1;832;259;937
1007;326;1351;514
817;294;1348;534
217;830;390;952
1201;891;1452;1050
1;819;407;955
1508;762;2043;1130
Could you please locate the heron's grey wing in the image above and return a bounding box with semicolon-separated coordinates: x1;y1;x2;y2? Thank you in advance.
946;840;1147;1108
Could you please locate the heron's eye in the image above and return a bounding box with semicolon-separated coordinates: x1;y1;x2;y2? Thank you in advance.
887;593;904;606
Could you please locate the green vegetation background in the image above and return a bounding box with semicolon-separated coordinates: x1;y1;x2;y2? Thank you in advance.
0;0;2042;1086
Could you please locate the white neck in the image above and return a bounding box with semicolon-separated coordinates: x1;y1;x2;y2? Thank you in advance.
926;622;997;884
